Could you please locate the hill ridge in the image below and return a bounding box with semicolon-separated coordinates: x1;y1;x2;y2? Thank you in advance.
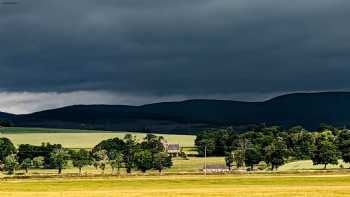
3;91;350;133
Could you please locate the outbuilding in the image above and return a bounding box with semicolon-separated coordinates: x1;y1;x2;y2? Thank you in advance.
166;144;181;156
202;164;230;173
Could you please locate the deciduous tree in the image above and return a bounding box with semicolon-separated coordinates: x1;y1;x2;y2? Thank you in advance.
0;138;16;162
4;154;18;174
71;149;92;174
312;131;338;169
233;149;244;168
50;149;70;174
135;149;153;173
32;156;45;168
20;158;32;174
264;138;288;170
225;152;234;170
93;150;108;174
108;150;123;175
245;147;262;170
153;152;172;175
337;130;350;164
123;134;139;174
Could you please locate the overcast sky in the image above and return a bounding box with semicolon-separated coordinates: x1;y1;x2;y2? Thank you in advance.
1;0;350;114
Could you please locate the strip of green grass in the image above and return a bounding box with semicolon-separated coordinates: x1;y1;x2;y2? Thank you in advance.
279;160;350;171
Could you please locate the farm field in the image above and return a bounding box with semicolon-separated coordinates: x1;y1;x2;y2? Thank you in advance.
0;127;196;148
279;160;350;171
0;157;349;176
1;127;349;176
168;157;226;172
1;175;350;197
0;157;226;176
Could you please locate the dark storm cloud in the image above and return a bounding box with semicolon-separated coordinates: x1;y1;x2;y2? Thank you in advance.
1;0;350;97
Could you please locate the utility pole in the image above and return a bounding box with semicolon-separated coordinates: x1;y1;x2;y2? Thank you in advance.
204;145;207;176
240;138;247;169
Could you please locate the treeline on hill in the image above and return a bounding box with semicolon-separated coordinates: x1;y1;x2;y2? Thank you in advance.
0;134;172;175
0;119;12;127
195;125;350;170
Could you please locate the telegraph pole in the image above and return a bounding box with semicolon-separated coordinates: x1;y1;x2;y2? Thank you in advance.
243;138;246;168
240;138;247;168
204;145;207;176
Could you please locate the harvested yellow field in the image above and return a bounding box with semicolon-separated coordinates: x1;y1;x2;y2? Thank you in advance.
1;175;350;197
2;187;350;197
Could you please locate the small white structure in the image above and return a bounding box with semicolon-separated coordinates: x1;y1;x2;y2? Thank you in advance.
202;164;230;173
162;140;181;156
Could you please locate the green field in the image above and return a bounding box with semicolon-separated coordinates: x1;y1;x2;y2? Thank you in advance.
1;127;349;175
169;158;349;173
0;127;195;148
169;157;225;172
0;157;225;176
0;175;350;197
1;127;350;196
1;156;348;177
279;160;350;171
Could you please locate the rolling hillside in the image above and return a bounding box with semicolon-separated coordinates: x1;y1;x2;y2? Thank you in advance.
4;92;350;133
0;111;13;119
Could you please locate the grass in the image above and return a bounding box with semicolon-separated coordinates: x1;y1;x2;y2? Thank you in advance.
169;158;350;173
0;157;224;176
1;127;350;175
1;175;350;196
168;157;225;172
0;127;195;148
279;160;350;171
168;157;350;173
2;156;348;177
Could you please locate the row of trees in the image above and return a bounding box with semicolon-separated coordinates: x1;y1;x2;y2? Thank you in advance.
0;119;12;127
196;125;350;170
0;134;172;175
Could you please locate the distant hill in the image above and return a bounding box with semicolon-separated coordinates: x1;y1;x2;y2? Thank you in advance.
6;92;350;133
0;111;14;127
0;111;14;119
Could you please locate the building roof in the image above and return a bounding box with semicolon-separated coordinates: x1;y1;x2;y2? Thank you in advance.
203;164;229;170
167;144;180;150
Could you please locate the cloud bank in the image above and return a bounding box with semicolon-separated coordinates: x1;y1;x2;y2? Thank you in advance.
1;0;350;113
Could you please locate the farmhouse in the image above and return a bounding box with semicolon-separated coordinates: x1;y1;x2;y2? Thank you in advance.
162;140;181;156
166;144;181;156
202;164;230;173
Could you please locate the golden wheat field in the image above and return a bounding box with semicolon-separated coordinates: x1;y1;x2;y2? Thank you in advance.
1;175;350;197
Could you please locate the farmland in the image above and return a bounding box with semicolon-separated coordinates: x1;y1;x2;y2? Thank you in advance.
279;160;350;171
1;175;350;197
0;156;348;176
1;127;350;174
0;127;196;148
1;127;350;197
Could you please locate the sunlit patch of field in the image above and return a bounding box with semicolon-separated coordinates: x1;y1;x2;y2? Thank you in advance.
0;127;195;148
0;157;224;176
1;175;350;197
1;156;349;177
279;160;350;171
167;157;225;172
